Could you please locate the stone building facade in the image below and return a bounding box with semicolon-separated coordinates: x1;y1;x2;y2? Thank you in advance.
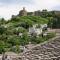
19;7;27;16
12;7;60;17
34;10;41;16
18;7;41;16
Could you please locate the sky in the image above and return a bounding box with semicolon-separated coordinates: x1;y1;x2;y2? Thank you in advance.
0;0;60;19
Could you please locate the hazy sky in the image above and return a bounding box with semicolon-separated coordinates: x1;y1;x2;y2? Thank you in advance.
0;0;60;19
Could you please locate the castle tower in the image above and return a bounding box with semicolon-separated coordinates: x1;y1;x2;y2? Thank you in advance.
23;7;25;10
19;7;27;16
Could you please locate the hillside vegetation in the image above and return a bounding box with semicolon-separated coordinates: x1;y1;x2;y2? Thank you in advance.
0;15;57;53
7;16;48;28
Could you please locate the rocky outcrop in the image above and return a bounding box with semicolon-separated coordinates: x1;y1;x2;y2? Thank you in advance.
19;36;60;60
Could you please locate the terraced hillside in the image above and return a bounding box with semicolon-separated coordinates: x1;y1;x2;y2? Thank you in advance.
19;36;60;60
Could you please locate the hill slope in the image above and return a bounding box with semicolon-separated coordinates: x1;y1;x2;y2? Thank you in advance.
19;36;60;60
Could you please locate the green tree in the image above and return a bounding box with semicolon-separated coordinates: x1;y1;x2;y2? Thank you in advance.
0;26;6;34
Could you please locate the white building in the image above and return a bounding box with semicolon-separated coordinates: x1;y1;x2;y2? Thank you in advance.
29;24;43;36
40;24;47;29
28;24;48;36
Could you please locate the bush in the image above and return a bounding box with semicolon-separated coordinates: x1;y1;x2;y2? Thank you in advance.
47;32;56;39
10;45;21;53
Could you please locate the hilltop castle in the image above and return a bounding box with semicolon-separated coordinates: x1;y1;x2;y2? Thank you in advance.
18;7;27;16
18;7;41;16
12;7;60;18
